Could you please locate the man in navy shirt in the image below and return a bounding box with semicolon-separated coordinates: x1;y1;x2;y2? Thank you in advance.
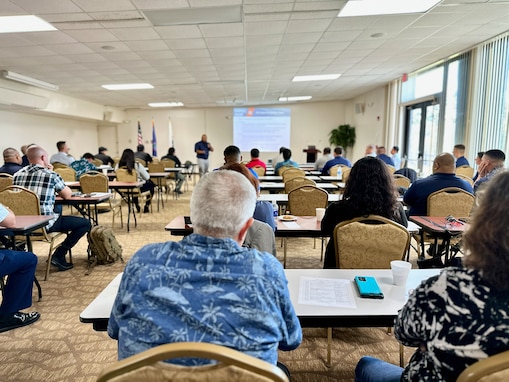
376;146;395;167
0;148;23;175
453;144;470;167
321;146;352;175
194;134;214;177
404;152;473;216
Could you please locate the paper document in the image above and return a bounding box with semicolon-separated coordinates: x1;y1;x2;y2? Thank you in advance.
298;277;356;308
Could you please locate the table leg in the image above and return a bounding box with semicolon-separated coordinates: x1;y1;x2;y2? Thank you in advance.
327;327;332;367
24;235;42;301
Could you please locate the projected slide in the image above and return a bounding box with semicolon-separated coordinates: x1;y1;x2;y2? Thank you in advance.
233;108;290;152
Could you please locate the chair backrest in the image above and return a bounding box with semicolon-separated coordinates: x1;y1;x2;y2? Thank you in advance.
54;166;77;181
135;158;147;167
456;165;474;178
456;350;509;382
393;174;411;189
394;168;417;182
0;185;41;216
334;215;410;269
456;173;475;186
251;165;265;177
284;177;316;193
92;158;104;167
148;162;165;173
386;164;396;174
152;157;160;164
0;173;13;191
341;167;351;184
282;169;305;182
52;162;68;169
427;187;475;217
329;165;340;177
80;172;109;193
277;166;293;176
288;185;328;215
96;342;289;382
115;168;138;183
160;158;176;168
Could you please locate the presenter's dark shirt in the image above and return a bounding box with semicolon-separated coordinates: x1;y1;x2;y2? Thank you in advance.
195;141;210;159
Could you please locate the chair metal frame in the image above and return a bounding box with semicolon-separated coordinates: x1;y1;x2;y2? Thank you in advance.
456;350;509;382
115;168;152;214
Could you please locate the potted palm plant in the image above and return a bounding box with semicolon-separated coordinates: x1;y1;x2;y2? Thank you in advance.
329;124;356;157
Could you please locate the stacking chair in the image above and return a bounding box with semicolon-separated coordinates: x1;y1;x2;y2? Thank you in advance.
54;166;77;181
277;166;293;176
414;187;475;260
456;165;474;178
328;164;349;177
251;165;265;177
160;158;185;197
0;185;68;281
96;342;289;382
284;177;316;194
135;158;147;167
281;168;305;182
0;173;13;191
80;172;123;228
332;215;410;367
51;162;68;169
341;167;351;185
393;174;411;189
386;164;396;174
115;168;152;214
92;158;104;167
456;349;509;382
456;173;474;186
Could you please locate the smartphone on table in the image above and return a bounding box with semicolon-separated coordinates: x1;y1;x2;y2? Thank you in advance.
354;276;384;299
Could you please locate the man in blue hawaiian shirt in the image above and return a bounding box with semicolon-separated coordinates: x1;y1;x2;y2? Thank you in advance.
108;170;302;371
70;152;97;179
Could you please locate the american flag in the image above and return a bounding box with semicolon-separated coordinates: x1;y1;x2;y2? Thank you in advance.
152;119;157;157
137;120;143;145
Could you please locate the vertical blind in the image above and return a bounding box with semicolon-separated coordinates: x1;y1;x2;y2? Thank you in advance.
470;33;509;159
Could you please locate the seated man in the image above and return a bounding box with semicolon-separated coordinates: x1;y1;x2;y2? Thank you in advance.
314;147;333;171
0;204;40;333
321;146;352;175
376;146;395;167
95;146;114;166
404;152;473;216
0;148;23;175
474;149;505;193
135;144;152;164
49;141;75;166
108;170;301;369
274;148;299;174
161;147;186;194
453;143;470;167
70;152;97;179
13;145;91;271
390;146;401;169
245;148;267;173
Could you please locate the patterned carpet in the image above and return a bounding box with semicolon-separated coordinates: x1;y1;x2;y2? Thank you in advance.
0;185;417;382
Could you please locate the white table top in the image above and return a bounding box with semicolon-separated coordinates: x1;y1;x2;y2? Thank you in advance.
80;268;436;325
260;182;339;190
258;194;341;203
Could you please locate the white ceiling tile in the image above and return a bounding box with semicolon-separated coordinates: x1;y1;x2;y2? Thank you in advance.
155;25;202;39
126;40;169;51
245;21;288;35
72;0;137;12
206;36;244;48
165;38;207;49
10;0;83;13
46;43;95;55
199;23;243;38
110;27;160;41
65;29;120;42
286;18;332;33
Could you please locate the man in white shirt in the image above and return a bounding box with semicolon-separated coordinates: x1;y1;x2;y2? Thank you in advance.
49;141;75;166
314;147;333;170
391;146;401;169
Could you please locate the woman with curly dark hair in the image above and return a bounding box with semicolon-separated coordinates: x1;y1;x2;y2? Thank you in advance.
354;170;509;382
321;156;407;268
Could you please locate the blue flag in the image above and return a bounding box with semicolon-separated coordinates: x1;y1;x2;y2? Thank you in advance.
152;120;157;157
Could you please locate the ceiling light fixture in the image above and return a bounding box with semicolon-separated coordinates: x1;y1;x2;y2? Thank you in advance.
148;102;184;107
102;83;154;90
0;15;56;33
1;70;59;91
338;0;441;17
279;96;312;102
292;74;340;82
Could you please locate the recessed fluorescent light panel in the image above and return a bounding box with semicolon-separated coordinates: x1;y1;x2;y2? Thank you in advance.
143;5;242;26
292;74;341;82
0;15;56;33
148;102;184;107
338;0;441;17
102;83;154;90
279;96;312;102
1;70;59;91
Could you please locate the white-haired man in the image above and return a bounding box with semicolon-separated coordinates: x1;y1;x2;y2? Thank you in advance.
108;170;302;376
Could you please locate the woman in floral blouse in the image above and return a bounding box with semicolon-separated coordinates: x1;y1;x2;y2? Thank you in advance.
355;170;509;381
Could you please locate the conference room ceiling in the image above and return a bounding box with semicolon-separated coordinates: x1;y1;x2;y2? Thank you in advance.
0;0;508;110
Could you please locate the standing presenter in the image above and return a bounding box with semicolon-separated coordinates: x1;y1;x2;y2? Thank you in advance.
194;134;214;177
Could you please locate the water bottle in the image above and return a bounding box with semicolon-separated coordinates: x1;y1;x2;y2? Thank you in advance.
337;166;343;180
272;201;279;218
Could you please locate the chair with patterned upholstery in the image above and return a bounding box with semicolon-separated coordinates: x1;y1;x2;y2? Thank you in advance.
251;165;266;177
92;158;104;167
288;185;328;216
386;164;396;174
456;165;474;178
54;166;77;182
96;342;289;382
115;168;152;214
281;168;305;182
0;173;13;191
135;158;147;168
284;177;316;194
0;185;68;281
456;173;474;186
80;172;123;229
456;350;509;382
393;174;411;189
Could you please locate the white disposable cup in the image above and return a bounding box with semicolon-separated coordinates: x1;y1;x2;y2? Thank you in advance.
316;208;326;222
391;260;412;286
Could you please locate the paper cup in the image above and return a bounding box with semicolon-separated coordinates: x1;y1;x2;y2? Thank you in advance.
391;260;412;286
316;208;326;222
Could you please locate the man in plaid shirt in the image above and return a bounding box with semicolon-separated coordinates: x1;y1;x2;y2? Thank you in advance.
13;145;91;271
